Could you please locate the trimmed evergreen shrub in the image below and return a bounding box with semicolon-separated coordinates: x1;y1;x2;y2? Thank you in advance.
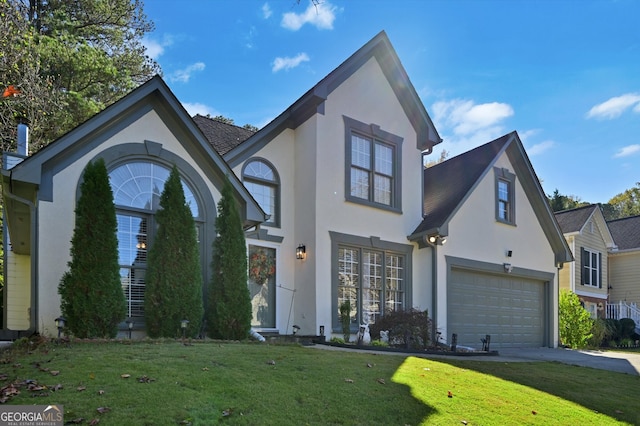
58;158;126;338
369;308;432;349
145;165;203;338
206;176;251;340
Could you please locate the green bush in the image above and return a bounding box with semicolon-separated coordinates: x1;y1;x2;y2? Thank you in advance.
588;318;608;348
339;301;352;342
619;318;637;340
559;290;593;349
369;308;432;350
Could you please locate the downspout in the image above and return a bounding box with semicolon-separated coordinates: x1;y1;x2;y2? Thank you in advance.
431;243;438;345
3;190;38;335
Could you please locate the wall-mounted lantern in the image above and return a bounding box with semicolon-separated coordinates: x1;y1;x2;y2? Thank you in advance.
296;244;306;260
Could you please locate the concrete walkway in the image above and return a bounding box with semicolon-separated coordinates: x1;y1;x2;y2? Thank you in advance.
309;344;640;375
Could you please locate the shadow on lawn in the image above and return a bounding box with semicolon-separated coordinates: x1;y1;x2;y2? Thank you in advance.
435;358;640;425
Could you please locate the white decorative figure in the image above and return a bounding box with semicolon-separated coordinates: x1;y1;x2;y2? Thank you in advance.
380;330;389;344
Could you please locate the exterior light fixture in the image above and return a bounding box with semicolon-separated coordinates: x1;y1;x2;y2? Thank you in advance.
54;316;66;341
319;325;325;336
126;318;134;339
427;234;447;245
296;244;306;260
181;319;189;341
292;325;300;335
503;263;513;273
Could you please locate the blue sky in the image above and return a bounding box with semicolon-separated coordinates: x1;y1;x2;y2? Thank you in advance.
141;0;639;204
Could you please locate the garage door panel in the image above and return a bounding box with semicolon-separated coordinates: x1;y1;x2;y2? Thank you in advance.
448;268;545;348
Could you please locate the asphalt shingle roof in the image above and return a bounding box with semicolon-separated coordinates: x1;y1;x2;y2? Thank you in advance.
553;204;598;234
411;132;512;236
193;114;255;156
607;215;640;250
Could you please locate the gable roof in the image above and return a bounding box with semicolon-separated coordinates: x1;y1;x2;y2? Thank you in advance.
554;204;600;234
408;131;573;263
608;215;640;251
3;75;267;231
222;31;442;167
192;114;254;155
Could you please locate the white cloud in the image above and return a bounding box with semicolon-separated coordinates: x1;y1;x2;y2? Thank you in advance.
613;144;640;158
142;34;175;60
586;93;640;120
527;140;555;156
430;98;514;155
262;3;272;19
281;1;337;31
272;53;310;72
181;102;219;118
169;62;206;83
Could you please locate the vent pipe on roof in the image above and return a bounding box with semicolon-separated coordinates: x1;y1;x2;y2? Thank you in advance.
17;123;29;156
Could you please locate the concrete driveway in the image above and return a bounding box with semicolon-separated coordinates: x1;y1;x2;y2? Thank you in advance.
497;347;640;376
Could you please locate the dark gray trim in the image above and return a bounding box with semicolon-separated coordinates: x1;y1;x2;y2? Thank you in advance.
245;228;284;243
330;231;413;332
241;157;281;228
494;166;516;226
343;115;403;213
445;255;555;347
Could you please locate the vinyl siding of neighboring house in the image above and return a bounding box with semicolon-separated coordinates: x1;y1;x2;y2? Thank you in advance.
609;251;640;305
4;249;30;330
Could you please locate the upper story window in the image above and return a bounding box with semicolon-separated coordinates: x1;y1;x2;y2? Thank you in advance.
581;247;602;288
344;116;403;213
494;167;516;225
243;159;279;227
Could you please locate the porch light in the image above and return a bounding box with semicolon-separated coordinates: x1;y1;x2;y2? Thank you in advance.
292;325;300;335
427;234;446;245
181;319;189;341
319;325;325;336
296;244;306;260
126;318;134;339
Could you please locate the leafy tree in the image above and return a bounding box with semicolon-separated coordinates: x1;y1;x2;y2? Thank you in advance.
145;165;203;338
607;182;640;219
207;177;252;340
424;149;449;168
1;0;159;149
547;189;588;212
558;290;593;349
58;158;125;338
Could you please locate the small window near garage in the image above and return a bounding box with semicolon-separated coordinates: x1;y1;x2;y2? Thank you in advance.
494;167;516;225
343;116;403;213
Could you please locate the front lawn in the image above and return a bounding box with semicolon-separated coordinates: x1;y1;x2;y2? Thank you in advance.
1;339;638;425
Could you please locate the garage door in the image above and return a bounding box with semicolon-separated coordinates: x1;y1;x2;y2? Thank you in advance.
448;268;546;349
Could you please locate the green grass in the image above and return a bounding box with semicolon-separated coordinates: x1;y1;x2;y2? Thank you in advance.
1;339;638;425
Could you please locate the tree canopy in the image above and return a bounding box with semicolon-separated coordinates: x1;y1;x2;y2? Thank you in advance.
607;182;640;220
1;0;159;152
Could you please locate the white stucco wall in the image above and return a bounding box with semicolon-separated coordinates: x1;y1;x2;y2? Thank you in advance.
435;153;559;346
36;109;223;335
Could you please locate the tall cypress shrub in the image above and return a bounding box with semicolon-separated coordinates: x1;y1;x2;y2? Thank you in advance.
207;177;251;340
145;165;203;338
58;158;125;338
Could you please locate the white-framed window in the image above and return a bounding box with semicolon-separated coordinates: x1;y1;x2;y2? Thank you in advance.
344;116;403;212
243;159;279;227
331;232;412;331
494;167;516;225
581;247;601;288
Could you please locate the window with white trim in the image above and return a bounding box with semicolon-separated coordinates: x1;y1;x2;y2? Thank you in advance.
344;116;403;212
581;247;601;288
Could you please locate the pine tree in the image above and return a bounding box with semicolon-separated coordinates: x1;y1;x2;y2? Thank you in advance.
145;165;203;338
207;177;251;340
58;158;125;338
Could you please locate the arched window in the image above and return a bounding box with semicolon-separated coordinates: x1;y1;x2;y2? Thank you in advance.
109;161;201;320
243;159;279;227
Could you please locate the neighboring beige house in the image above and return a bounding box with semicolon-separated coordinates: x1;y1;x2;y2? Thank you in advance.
554;205;616;318
607;215;640;326
2;31;572;348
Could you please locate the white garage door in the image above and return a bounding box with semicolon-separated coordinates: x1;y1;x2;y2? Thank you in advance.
448;268;546;349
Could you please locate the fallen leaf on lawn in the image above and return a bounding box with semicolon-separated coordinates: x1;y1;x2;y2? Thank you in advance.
423;368;430;371
222;409;232;417
89;419;100;425
266;360;275;365
532;410;537;415
77;386;87;392
202;367;209;371
367;363;373;368
0;373;7;380
615;410;624;414
32;392;49;397
96;407;111;414
51;384;63;391
137;375;155;383
98;390;105;395
89;373;95;380
344;378;354;383
377;378;386;385
120;374;131;378
13;363;22;368
28;384;47;391
50;370;60;376
66;418;84;424
447;391;453;398
461;421;468;425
